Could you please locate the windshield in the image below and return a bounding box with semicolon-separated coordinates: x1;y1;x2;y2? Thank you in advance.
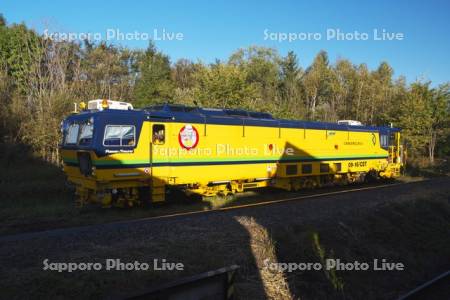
65;124;80;145
64;121;94;146
78;124;94;145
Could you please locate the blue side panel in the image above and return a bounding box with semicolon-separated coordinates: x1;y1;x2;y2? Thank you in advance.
244;118;279;127
205;116;244;126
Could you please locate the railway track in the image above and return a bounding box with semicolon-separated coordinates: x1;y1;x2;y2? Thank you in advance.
0;180;414;243
397;270;450;300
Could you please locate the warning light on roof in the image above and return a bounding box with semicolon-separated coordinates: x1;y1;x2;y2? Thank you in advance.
101;99;109;109
79;101;87;110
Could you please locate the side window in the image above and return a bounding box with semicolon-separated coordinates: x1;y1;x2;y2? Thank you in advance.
152;124;165;145
121;126;135;146
103;125;135;146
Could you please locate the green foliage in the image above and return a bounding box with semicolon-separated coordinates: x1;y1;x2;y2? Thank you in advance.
172;58;200;89
192;62;259;108
395;82;450;161
302;50;333;120
229;46;280;107
132;43;174;107
396;83;433;156
0;23;41;93
78;42;138;100
277;51;305;119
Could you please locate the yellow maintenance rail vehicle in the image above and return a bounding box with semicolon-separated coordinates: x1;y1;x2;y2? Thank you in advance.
60;100;404;207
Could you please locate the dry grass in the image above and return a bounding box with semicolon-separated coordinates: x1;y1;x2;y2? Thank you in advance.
237;216;293;300
406;157;450;177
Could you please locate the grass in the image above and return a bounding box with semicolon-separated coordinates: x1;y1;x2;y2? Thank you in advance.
311;232;345;294
236;216;293;299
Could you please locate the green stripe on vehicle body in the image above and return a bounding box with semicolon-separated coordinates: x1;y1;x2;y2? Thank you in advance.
63;154;388;166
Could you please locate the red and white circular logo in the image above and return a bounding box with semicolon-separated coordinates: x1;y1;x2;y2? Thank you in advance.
178;124;199;150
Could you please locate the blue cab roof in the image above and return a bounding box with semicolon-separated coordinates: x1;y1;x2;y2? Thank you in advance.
66;103;400;134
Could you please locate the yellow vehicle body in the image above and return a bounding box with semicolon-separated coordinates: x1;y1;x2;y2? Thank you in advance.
60;105;403;207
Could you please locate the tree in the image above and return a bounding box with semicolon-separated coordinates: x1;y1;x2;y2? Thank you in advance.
0;62;15;142
301;50;331;120
229;46;280;108
193;62;259;108
278;51;305;118
0;23;41;94
0;14;5;27
397;82;449;163
172;59;199;89
6;35;80;163
370;62;394;124
328;59;355;121
427;84;450;163
352;64;371;123
79;43;138;100
396;82;434;160
133;43;174;107
171;59;201;105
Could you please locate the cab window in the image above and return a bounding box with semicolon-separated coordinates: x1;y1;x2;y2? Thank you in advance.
380;134;389;148
65;124;80;145
78;124;93;145
103;125;135;146
152;125;165;144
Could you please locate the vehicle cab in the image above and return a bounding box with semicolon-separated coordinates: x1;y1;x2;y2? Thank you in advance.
60;100;147;207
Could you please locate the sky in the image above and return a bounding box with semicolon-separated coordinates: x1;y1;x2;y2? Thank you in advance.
1;0;450;85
